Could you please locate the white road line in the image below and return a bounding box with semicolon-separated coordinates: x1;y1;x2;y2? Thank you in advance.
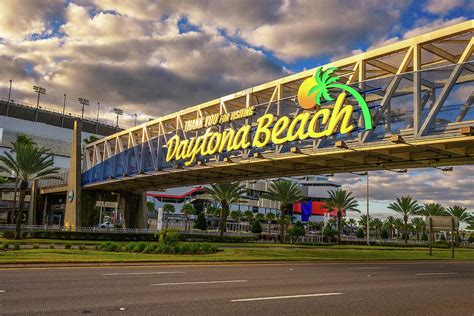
231;293;342;302
0;290;6;293
101;272;185;276
415;272;457;276
152;280;247;286
348;267;387;270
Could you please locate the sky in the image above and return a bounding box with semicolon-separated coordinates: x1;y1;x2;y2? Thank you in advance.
0;0;473;217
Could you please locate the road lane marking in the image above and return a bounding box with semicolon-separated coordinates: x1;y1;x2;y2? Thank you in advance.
152;280;247;286
0;290;5;293
231;293;342;302
101;272;185;276
348;267;387;270
415;272;457;276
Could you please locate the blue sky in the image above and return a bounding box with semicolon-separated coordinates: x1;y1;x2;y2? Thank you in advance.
0;0;472;215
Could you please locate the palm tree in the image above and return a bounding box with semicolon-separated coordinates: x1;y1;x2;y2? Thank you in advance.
347;218;357;237
265;212;276;233
307;67;373;130
371;218;383;239
207;182;246;236
446;205;473;241
230;210;243;225
181;203;196;231
255;213;265;223
384;216;396;239
323;189;359;245
263;180;302;242
0;140;60;238
420;203;446;216
358;214;372;238
393;218;404;239
411;217;425;240
162;203;175;228
388;196;422;244
243;210;255;223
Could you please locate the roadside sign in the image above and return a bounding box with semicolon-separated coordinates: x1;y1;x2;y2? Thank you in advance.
425;216;459;231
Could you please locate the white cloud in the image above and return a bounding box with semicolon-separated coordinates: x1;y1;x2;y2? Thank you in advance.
425;0;465;14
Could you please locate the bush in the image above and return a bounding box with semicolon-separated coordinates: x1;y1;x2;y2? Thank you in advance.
125;243;137;252
3;231;14;239
179;233;257;243
13;244;20;250
1;243;10;250
190;243;201;254
381;229;389;239
288;221;305;238
469;234;474;243
180;243;191;254
421;233;428;241
99;242;121;252
159;229;179;246
29;230;157;241
78;245;85;251
133;242;147;253
193;212;208;230
143;244;158;254
251;220;263;234
49;243;55;249
64;243;72;249
440;234;446;241
32;244;40;249
356;228;365;239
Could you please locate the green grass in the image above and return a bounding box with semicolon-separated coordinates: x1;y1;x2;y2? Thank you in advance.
0;245;473;264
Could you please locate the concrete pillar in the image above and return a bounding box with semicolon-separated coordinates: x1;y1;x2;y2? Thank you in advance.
118;192;148;229
64;121;82;230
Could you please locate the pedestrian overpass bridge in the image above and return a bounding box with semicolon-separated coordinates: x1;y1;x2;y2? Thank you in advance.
82;21;474;192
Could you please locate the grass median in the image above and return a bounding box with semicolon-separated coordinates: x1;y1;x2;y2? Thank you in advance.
0;243;473;264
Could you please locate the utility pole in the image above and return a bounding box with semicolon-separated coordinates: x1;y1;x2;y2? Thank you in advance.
134;113;137;126
366;172;370;245
61;93;67;127
6;79;12;116
78;97;89;120
96;102;100;134
33;85;46;122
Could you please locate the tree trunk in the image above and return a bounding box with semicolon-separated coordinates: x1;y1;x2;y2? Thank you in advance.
11;179;19;223
337;210;342;245
14;181;28;239
404;215;408;244
268;221;271;233
219;207;227;236
279;207;285;243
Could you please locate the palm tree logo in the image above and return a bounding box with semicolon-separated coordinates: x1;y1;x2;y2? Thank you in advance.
297;67;373;130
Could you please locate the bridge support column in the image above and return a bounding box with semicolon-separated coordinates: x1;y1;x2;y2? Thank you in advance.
119;192;148;229
64;121;81;230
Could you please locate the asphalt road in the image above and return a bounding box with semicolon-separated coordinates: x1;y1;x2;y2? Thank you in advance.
0;261;473;315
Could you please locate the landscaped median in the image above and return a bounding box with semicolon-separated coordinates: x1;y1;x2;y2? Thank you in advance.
1;240;474;264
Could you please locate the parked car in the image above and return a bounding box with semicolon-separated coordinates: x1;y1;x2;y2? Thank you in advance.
98;222;114;228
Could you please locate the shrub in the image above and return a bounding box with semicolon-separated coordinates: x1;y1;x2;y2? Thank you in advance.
421;233;428;241
251;220;263;234
100;242;121;252
133;242;147;253
13;244;20;250
179;233;257;243
288;221;305;238
64;243;72;249
160;229;180;246
78;245;85;251
125;243;136;252
440;234;446;241
469;234;474;243
190;243;201;254
180;243;191;254
3;231;14;239
49;243;55;249
356;228;365;239
1;243;9;250
381;229;389;239
143;244;158;254
32;244;40;249
193;212;208;230
29;230;157;241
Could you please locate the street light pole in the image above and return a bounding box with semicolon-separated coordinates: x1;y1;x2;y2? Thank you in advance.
78;97;90;120
96;102;100;134
134;113;137;126
61;93;66;127
366;172;369;246
6;79;12;116
113;108;123;131
33;85;46;122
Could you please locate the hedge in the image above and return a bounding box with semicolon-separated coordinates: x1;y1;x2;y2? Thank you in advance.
179;233;258;243
28;231;157;241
